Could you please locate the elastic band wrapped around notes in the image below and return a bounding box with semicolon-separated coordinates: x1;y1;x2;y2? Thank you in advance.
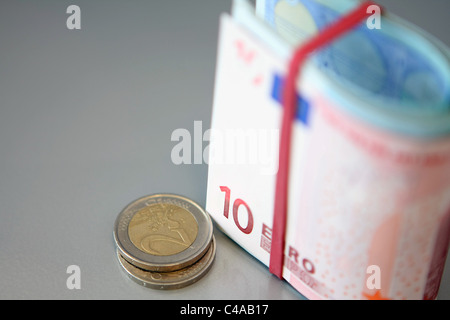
270;1;380;279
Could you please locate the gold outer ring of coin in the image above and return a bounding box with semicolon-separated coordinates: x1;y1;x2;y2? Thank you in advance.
116;236;216;290
113;194;213;272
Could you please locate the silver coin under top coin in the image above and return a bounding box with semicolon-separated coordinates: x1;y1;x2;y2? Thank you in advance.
116;236;216;290
113;194;213;272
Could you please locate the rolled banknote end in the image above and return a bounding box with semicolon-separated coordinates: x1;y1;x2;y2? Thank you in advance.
255;0;450;137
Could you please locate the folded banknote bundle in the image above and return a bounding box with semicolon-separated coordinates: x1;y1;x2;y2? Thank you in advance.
206;0;450;300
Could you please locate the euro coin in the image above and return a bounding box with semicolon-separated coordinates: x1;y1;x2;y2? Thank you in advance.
116;236;216;290
113;194;213;272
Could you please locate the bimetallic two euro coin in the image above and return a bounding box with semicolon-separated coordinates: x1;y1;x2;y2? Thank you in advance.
116;236;216;290
113;194;213;272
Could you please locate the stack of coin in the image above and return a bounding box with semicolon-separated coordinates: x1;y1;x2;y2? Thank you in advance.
113;194;215;289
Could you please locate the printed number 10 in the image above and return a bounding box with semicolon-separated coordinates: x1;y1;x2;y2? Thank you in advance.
220;186;254;234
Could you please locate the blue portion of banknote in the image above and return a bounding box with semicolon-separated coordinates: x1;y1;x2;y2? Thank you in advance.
258;0;450;111
271;73;311;125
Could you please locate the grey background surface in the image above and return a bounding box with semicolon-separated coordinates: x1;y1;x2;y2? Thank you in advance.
0;0;448;299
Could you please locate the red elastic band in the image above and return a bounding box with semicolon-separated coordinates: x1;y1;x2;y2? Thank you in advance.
270;1;380;279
